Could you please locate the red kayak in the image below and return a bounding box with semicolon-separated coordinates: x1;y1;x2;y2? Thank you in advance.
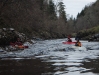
62;41;76;44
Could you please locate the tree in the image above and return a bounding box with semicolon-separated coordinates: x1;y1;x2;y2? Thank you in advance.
46;0;57;19
58;1;67;22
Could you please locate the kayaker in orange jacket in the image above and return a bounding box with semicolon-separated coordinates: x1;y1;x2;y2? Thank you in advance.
75;39;81;47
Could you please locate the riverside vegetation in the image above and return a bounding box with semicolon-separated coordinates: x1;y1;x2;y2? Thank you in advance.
0;0;99;48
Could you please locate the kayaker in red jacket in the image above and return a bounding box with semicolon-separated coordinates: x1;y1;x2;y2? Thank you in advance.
67;35;72;42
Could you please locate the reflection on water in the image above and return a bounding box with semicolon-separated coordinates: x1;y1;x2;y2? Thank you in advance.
0;58;55;75
34;50;99;75
81;59;99;73
0;55;99;75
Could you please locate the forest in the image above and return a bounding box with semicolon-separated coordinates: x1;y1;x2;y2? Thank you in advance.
0;0;99;39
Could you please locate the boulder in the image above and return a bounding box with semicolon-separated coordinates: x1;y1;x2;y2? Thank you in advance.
0;28;27;47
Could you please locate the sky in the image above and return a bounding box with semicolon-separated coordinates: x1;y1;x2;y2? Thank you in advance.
62;0;97;18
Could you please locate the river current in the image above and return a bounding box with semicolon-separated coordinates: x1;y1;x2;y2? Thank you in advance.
0;38;99;75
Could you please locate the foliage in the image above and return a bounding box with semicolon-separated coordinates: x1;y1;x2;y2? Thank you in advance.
0;17;8;28
76;25;99;39
58;1;67;22
0;0;99;39
0;0;68;39
87;26;99;33
67;0;99;36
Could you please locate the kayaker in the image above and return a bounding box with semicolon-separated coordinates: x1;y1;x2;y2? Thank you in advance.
15;38;23;46
75;39;81;47
75;32;81;41
67;37;72;42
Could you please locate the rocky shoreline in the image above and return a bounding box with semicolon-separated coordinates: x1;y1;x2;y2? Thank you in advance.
0;28;34;51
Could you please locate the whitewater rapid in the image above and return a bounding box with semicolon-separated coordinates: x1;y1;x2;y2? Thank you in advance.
0;38;99;58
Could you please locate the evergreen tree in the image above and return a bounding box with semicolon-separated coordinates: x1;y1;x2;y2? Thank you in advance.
47;0;57;19
58;1;67;22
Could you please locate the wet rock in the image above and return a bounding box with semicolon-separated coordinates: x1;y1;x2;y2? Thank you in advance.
0;28;27;47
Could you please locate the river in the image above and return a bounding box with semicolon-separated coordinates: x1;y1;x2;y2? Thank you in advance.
0;38;99;75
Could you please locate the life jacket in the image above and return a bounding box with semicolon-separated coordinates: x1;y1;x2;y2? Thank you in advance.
75;42;81;47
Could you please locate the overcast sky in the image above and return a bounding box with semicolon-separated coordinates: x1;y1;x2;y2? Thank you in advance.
62;0;97;18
